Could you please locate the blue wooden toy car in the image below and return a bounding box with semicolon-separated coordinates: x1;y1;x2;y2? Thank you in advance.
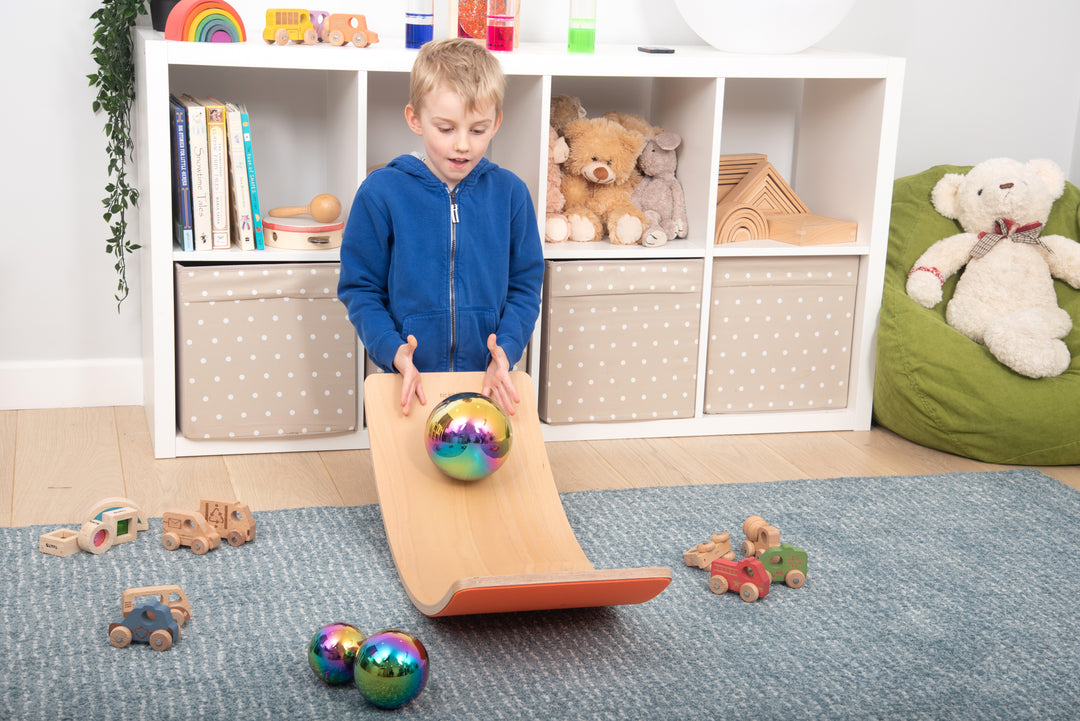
108;600;181;651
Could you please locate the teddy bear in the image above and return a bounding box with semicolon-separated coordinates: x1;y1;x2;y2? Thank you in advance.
549;93;586;136
632;130;688;248
602;111;688;247
906;157;1080;378
560;116;647;245
545;126;570;243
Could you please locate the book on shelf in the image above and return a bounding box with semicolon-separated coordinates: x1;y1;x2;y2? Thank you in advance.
190;95;231;249
238;105;265;250
168;96;194;251
174;94;212;250
223;102;256;251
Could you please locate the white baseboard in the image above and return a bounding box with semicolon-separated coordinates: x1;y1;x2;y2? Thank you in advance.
0;358;144;410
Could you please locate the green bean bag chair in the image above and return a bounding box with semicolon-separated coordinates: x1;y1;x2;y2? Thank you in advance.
874;165;1080;465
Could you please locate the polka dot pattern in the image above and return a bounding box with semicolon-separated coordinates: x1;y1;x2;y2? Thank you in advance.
538;260;702;424
175;263;357;440
704;257;857;414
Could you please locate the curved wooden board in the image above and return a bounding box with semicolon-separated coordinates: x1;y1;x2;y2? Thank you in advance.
364;370;671;617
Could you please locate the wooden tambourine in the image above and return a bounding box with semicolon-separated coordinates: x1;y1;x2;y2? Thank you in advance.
263;216;344;250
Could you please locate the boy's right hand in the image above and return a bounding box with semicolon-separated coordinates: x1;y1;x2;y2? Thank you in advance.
393;335;426;415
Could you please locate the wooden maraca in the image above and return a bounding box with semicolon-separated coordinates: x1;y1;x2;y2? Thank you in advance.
268;193;342;223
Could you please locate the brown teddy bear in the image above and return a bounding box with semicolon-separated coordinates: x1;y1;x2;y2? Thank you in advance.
561;116;647;245
545;126;570;243
550;93;586;135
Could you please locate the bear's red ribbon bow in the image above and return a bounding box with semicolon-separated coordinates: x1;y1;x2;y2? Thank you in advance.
970;218;1050;259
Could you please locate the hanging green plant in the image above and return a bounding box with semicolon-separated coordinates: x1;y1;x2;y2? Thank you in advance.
89;0;147;310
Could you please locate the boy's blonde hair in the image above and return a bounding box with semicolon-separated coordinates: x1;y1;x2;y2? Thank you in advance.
409;38;505;116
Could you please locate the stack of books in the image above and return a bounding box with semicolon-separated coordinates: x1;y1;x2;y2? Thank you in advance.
169;94;264;251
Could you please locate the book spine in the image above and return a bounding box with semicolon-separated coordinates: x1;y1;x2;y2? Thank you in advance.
202;99;230;249
224;105;255;251
181;96;211;250
240;108;264;250
169;97;194;252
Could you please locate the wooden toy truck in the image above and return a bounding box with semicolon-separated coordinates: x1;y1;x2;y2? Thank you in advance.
709;556;771;602
683;532;735;569
161;511;221;555
263;8;318;45
320;14;379;47
758;543;808;589
741;515;781;558
199;498;256;547
121;585;192;627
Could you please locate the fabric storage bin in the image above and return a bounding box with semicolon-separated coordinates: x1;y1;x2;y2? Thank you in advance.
175;262;357;440
705;256;858;413
539;259;703;424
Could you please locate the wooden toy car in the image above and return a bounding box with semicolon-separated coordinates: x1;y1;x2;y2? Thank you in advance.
263;8;317;46
741;514;781;558
121;585;192;627
161;510;221;555
683;532;735;569
709;556;771;602
758;543;808;589
321;14;379;47
199;498;256;547
108;601;181;651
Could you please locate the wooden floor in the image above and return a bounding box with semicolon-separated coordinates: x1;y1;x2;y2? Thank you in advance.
3;405;1079;528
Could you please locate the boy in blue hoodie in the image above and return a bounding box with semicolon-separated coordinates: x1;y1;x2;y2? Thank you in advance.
338;38;545;416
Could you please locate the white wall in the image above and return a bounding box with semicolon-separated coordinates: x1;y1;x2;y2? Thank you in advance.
1;0;1078;409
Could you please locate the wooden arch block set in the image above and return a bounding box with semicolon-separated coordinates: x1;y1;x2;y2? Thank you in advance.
714;153;857;246
365;371;672;617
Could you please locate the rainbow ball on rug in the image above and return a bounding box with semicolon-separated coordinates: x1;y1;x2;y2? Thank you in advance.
424;392;512;481
354;629;429;709
307;622;367;685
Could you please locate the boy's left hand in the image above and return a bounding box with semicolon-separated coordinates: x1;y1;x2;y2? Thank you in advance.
482;333;520;416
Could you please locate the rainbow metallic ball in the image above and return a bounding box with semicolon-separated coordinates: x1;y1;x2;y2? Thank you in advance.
354;629;429;709
424;392;512;481
307;622;367;685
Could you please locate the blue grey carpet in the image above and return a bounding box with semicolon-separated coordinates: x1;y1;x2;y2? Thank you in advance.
3;469;1080;720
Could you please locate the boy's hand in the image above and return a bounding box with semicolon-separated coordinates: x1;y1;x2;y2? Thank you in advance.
393;335;426;415
482;333;520;416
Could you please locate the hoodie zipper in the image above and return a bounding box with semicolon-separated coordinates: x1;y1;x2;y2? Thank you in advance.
448;187;459;372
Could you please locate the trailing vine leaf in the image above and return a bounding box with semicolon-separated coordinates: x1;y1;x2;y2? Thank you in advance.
89;0;147;310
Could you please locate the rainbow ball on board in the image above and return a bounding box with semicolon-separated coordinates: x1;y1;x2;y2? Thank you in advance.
424;391;512;481
353;629;429;709
307;622;367;685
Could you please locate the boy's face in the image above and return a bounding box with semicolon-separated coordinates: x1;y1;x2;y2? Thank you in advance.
405;85;502;188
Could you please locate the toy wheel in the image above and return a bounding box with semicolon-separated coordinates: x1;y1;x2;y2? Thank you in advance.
149;629;173;652
109;625;132;648
191;537;209;555
226;529;245;547
303;28;318;45
351;31;368;47
170;608;189;626
739;584;760;602
274;28;290;46
162;532;180;551
709;575;728;595
741;540;755;557
328;30;344;46
785;569;806;589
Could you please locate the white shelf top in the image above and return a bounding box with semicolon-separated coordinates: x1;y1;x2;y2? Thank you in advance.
141;28;901;79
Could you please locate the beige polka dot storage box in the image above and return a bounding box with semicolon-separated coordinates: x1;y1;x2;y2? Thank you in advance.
539;259;703;424
175;263;357;440
705;256;857;413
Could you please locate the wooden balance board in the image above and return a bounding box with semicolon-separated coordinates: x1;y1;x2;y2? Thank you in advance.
364;370;672;617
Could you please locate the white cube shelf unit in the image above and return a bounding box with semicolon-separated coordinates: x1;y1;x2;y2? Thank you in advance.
133;28;904;458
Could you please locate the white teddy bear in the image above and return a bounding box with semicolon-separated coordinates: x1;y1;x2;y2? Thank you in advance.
906;157;1080;378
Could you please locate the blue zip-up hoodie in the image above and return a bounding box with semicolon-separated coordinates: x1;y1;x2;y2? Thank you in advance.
338;154;545;374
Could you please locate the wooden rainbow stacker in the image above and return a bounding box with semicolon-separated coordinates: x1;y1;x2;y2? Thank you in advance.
365;371;672;617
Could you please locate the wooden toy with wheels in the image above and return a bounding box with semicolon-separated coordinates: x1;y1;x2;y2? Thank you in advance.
741;514;781;558
364;370;672;617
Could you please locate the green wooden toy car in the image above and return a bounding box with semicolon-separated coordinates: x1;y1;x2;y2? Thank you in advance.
757;543;808;588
